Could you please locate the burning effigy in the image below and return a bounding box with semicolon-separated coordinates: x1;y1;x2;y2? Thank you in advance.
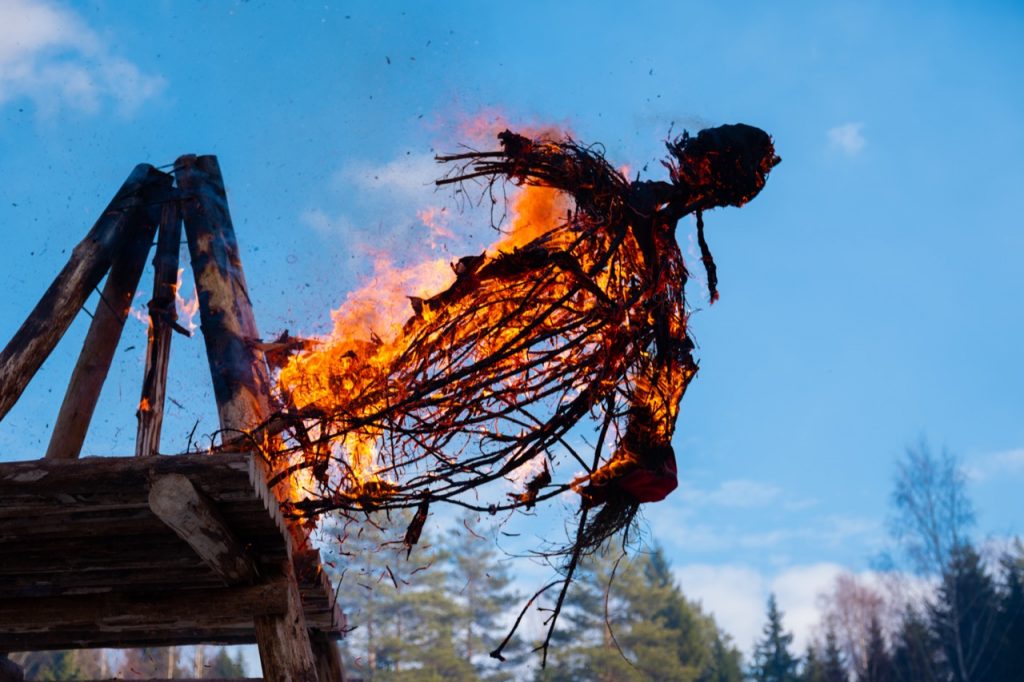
0;120;778;669
264;123;779;564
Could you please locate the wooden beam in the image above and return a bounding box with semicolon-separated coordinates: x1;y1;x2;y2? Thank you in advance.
176;155;319;682
136;198;184;457
0;164;170;422
148;473;260;585
0;581;288;632
44;201;162;460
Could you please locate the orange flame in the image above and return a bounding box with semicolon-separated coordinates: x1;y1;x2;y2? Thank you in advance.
277;127;573;500
173;268;200;334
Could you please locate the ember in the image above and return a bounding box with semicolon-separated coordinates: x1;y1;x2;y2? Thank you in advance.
267;123;779;562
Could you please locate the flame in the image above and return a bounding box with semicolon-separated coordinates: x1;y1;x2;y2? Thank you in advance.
492;185;571;253
276;133;572;501
278;256;456;492
126;268;199;336
173;268;200;333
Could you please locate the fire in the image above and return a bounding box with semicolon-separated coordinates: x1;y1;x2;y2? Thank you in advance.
493;185;571;253
417;207;454;244
277;256;456;493
173;268;200;334
127;268;198;336
269;122;779;553
277;131;574;503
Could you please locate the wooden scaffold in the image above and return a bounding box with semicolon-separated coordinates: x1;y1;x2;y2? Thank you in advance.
0;157;345;682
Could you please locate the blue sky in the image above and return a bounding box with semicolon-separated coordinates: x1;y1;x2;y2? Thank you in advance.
1;0;1021;655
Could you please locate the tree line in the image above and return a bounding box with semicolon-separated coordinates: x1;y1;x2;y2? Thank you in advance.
328;511;744;681
10;645;246;680
749;443;1024;682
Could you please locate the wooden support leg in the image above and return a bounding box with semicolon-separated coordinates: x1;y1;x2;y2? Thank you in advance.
0;164;170;422
176;154;320;682
136;198;184;457
44;190;165;460
310;631;345;682
254;561;320;682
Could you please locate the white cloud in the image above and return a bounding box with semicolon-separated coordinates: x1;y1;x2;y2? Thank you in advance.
681;478;783;508
644;493;879;554
827;122;866;156
337;153;442;200
965;447;1024;481
676;563;767;650
677;562;850;656
301;151;495;257
0;0;164;115
300;207;355;236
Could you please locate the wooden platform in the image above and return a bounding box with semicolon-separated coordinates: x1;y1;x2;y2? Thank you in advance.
0;452;344;651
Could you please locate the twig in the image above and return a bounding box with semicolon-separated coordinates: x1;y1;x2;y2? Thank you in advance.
490;580;561;662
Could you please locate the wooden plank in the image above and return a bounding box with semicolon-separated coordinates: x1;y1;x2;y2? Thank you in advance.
0;164;171;421
149;473;260;585
0;452;251;497
44;206;160;460
176;154;319;682
136;199;183;457
0;581;288;631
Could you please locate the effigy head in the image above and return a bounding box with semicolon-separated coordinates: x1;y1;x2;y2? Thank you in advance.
665;123;781;208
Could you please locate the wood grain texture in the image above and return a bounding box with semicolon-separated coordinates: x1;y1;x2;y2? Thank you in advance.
148;473;260;585
136;198;184;457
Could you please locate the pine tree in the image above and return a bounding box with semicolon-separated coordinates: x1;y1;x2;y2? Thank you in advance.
993;543;1024;682
446;512;523;679
859;617;893;682
328;510;474;681
821;629;847;682
702;632;744;682
33;651;80;681
538;542;740;681
890;607;939;682
119;647;188;679
800;643;825;682
206;647;247;677
750;594;799;682
931;543;1000;682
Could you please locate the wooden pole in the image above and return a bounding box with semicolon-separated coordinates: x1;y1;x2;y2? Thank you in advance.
0;164;169;422
176;154;319;682
43;192;166;460
175;155;272;446
136;198;183;457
